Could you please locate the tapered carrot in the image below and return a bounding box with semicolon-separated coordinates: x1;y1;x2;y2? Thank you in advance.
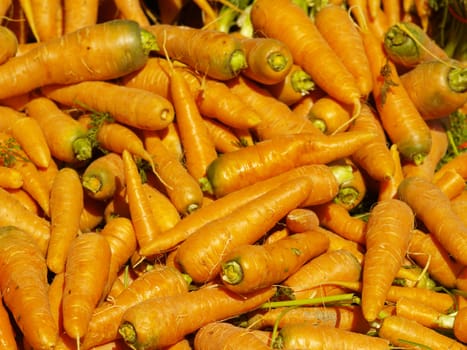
143;182;181;233
43;80;175;132
285;208;320;233
118;285;276;349
0;165;22;189
80;265;190;349
220;230;329;294
47;167;84;274
194;322;270;350
291;90;326;120
397;175;467;265
0;226;58;350
157;122;184;161
273;322;391;349
19;0;62;42
454;306;467;344
140;164;339;256
378;315;465;349
145;24;247;80
63;0;99;33
114;0;150;26
175;176;313;283
205;130;375;198
63;232;111;340
203;118;242;154
80;195;106;232
24;97;93;164
250;0;363;117
0;297;17;350
348;0;390;41
0;25;17;64
435;168;466;200
0;19;157;100
378;144;404;201
307;95;352;135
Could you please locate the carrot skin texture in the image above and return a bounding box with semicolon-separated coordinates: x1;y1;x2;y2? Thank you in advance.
119;286;276;349
0;226;58;350
0;25;17;64
0;19;155;99
397;176;467;266
0;298;17;350
454;307;467;344
220;230;330;294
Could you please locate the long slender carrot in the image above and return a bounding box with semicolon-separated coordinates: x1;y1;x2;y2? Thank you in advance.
143;182;181;233
205;130;375;198
250;0;363;117
378;144;404;201
382;0;402;25
62;232;111;340
47;167;84;274
19;0;62;42
140;164;339;256
175;176;313;284
0;226;58;350
0;19;157;100
220;230;329;294
63;0;99;34
203;118;242;154
113;0;150;26
397;175;467;266
434;168;466;200
118;285;276;349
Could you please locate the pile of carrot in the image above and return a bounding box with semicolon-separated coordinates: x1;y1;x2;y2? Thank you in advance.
0;0;466;349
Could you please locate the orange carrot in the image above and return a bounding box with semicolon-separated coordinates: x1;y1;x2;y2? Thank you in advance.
63;0;99;33
285;208;320;233
348;0;390;41
205;130;375;198
291;89;326;119
397;175;467;265
0;226;58;349
47;167;84;274
386;285;456;313
175;176;313;283
378;144;404;201
113;0;150;26
0;19;157;99
80;195;106;232
451;189;467;226
143;182;181;233
434;168;466;199
118;285;276;349
145;24;247;80
19;0;62;42
203;118;243;154
331;158;368;212
250;0;363;117
140;164;339;256
382;0;402;25
307;95;352;135
220;230;329;294
0;165;22;189
157;122;184;161
62;232;111;340
434;151;467;183
0;24;17;64
454;306;467;344
156;0;189;24
0;297;17;350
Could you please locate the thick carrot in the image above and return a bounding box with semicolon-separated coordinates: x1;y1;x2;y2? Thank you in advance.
62;232;111;340
397;175;467;265
43;80;175;131
139;164;339;256
0;165;22;189
203;118;243;153
434;168;466;200
194;322;270;350
143;182;181;233
307;95;352;135
205;130;375;198
285;208;320;233
315;4;373;97
47;167;84;274
454;306;467;344
273;322;390;349
400;59;467;120
81;152;125;202
175;176;313;283
378;315;465;349
114;0;150;27
331;158;368;212
0;226;58;350
63;0;99;34
24;97;93;164
0;297;17;350
0;19;157;99
220;230;329;294
0;24;17;64
250;0;363;116
118;285;276;349
383;21;450;68
145;24;247;80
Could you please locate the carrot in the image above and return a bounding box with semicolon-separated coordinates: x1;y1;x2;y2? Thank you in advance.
24;97;93;164
361;198;414;322
434;168;466;199
250;0;363;117
19;0;62;42
4;186;41;216
383;21;449;68
156;0;189;24
285;208;320;233
80;195;106;232
113;0;150;27
451;189;467;226
157;122;184;161
382;0;402;25
307;95;352;135
397;175;467;266
220;230;329;294
315;4;374;97
205;130;375;198
407;229;463;289
283;249;363;300
378;315;465;349
273;322;390;349
194;322;270;350
0;24;17;64
378;144;404;201
0;297;17;350
434;152;467;183
312;202;367;245
0;19;157;100
331;158;368;212
454;306;467;343
203;118;242;153
265;63;316;106
43;80;175;132
81;152;125;202
348;0;390;41
140;164;339;256
400;59;467;120
175;176;313;284
0;226;58;350
145;24;247;81
63;0;99;33
237;36;293;85
143;182;181;233
386;285;456;313
291;89;326;119
0;0;12;22
0;165;22;189
169;67;218;181
47;167;84;274
62;232;111;340
118;285;276;349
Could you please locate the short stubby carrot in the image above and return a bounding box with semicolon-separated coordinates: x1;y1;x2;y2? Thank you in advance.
307;95;352;135
0;19;157;100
